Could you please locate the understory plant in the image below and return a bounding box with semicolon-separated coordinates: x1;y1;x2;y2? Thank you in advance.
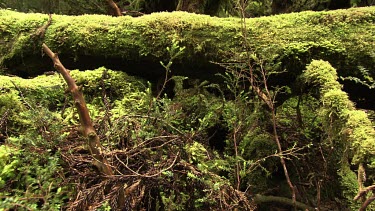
0;105;68;210
1;55;375;210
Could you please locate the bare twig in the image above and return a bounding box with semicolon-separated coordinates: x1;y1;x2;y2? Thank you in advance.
115;152;179;178
35;14;52;39
246;144;306;174
10;81;33;110
238;0;297;207
359;194;375;211
42;43;129;209
233;124;241;190
0;109;9;129
354;185;375;201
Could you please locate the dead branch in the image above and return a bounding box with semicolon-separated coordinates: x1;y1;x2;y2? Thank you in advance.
0;109;9;129
42;43;113;176
125;180;140;195
354;185;375;201
115;152;179;178
359;194;375;211
357;163;366;192
42;43;130;210
106;0;122;16
35;14;52;39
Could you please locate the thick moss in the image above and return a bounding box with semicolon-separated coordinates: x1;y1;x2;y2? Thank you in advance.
304;60;375;163
0;67;148;134
0;7;374;80
303;60;375;209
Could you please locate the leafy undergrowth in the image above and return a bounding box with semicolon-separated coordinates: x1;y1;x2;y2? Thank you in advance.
0;63;374;210
0;67;255;210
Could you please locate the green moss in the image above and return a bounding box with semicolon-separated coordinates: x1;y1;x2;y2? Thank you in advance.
345;110;375;165
303;60;375;209
303;57;340;89
0;7;374;77
338;163;361;210
321;90;354;115
304;60;375;164
70;67;147;99
0;67;148;135
0;145;20;189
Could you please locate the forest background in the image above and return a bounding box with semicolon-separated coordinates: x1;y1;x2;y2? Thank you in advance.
1;0;375;210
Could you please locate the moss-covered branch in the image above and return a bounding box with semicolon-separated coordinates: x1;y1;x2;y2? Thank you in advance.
303;60;375;165
303;60;375;209
0;7;374;78
254;194;315;210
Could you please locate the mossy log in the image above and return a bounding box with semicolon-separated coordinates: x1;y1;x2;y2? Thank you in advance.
0;67;148;135
0;7;374;81
254;194;315;210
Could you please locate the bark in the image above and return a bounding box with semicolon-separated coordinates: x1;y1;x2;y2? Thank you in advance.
354;182;375;209
106;0;122;16
359;194;375;211
354;185;375;201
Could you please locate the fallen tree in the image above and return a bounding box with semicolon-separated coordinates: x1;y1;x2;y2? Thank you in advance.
0;7;374;81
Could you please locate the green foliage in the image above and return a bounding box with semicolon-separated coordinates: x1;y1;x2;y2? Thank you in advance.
341;66;375;89
1;19;374;209
0;107;68;210
1;0;373;17
160;37;186;70
338;163;361;209
185;141;208;165
0;0;115;15
210;69;281;195
244;0;272;17
0;145;20;189
97;201;112;211
0;145;67;210
0;88;24;134
0;67;150;209
72;67;149;118
2;56;373;210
